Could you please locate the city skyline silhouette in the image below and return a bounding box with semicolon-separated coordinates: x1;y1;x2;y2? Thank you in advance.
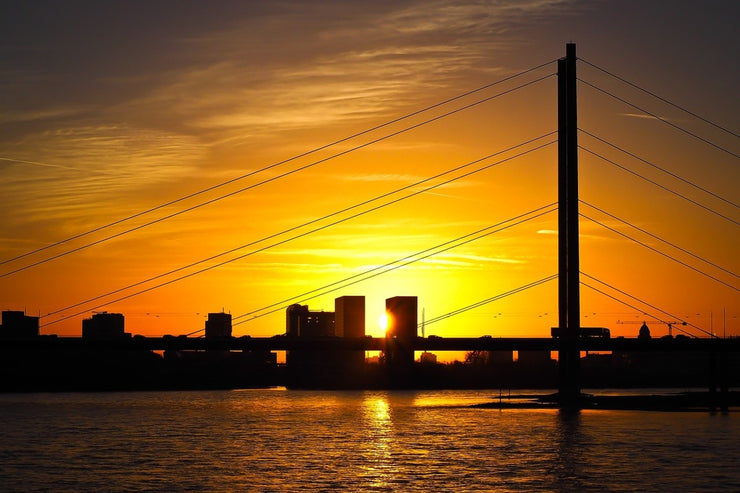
0;1;737;358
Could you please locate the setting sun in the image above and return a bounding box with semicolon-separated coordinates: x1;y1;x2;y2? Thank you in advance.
377;313;389;333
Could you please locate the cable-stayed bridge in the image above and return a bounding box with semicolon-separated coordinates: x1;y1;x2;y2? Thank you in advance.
1;44;737;401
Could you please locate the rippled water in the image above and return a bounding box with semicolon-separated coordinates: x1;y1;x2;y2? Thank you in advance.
0;389;737;491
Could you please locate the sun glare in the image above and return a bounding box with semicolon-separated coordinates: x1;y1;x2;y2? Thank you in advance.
378;313;389;333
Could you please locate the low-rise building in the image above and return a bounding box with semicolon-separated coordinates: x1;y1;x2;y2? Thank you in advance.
0;311;39;338
82;312;129;340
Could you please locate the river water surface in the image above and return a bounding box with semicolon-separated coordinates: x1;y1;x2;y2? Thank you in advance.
0;389;737;491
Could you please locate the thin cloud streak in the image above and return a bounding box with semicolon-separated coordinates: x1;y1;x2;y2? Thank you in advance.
619;112;677;122
0;157;108;174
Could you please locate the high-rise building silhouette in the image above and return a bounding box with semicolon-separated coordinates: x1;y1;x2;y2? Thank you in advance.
334;296;364;338
205;312;232;338
335;296;365;372
385;296;417;367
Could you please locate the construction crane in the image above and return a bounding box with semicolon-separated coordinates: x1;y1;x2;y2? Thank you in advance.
616;320;687;337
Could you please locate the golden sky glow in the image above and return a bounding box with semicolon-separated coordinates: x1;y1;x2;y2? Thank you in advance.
1;1;738;352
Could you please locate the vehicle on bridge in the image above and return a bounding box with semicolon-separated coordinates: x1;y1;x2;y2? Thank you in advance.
550;327;611;339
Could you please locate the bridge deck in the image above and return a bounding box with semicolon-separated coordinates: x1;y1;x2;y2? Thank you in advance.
2;336;739;352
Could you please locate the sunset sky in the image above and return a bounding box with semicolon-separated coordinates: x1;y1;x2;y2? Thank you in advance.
1;1;737;348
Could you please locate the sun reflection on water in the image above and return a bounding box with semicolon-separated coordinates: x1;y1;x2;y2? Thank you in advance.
360;393;397;488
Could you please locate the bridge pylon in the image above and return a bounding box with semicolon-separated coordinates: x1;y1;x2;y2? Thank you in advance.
557;43;581;404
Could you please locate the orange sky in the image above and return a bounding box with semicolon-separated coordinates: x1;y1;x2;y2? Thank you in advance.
1;1;738;352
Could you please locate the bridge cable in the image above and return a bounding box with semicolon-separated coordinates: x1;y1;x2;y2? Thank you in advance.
578;78;739;159
580;282;696;338
39;136;555;319
580;272;713;337
40;141;557;327
580;212;739;292
232;206;557;327
579;58;739;139
421;275;558;327
580;146;739;226
579;128;738;209
1;61;557;268
2;73;556;278
580;200;738;279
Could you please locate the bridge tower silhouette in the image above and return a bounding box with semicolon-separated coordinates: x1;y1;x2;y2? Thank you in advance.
557;43;581;403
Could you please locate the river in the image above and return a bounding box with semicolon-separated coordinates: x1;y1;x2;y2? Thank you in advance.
0;389;737;491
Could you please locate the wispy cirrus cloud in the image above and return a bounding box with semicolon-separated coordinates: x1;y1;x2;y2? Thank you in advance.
619;112;676;122
1;124;207;230
0;0;576;238
0;156;108;173
111;0;576;144
0;106;89;125
437;252;525;264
